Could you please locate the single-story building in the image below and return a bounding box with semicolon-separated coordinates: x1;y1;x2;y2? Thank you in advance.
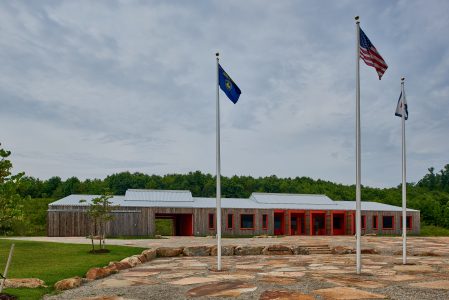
47;189;420;237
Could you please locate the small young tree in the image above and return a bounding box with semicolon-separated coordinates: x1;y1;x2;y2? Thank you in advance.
80;193;116;252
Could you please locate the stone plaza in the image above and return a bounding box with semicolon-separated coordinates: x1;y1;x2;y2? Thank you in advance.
39;236;449;300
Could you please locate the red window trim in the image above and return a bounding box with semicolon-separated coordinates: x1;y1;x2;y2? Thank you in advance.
372;215;378;230
226;213;234;230
382;215;395;230
361;215;366;229
208;213;215;230
400;216;413;230
240;214;255;230
262;214;268;230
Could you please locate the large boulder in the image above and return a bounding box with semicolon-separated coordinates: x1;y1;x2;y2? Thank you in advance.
85;266;116;281
262;245;293;255
234;246;264;256
141;248;157;261
4;278;46;288
120;255;142;267
54;276;82;291
136;254;148;263
331;246;354;255
156;247;184;257
108;261;131;270
292;246;309;255
210;245;235;256
183;246;211;256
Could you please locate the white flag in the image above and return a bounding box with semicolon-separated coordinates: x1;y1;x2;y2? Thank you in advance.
395;91;408;120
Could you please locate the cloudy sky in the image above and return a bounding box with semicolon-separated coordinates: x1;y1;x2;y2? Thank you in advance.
1;0;448;188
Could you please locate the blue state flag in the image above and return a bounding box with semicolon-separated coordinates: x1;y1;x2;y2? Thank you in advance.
218;64;241;104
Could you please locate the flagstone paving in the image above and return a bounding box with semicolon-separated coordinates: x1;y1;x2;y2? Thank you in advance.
45;252;449;300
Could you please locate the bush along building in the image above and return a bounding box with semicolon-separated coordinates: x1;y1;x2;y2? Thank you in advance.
47;189;420;237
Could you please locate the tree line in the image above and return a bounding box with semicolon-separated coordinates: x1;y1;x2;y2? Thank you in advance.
12;165;449;229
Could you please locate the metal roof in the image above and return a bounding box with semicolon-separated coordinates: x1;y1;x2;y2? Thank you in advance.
334;201;418;212
194;197;341;210
48;189;418;212
124;189;193;202
250;193;333;205
48;195;126;206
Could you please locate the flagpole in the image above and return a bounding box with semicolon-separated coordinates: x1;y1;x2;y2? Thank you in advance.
215;52;222;271
401;77;407;265
355;16;362;275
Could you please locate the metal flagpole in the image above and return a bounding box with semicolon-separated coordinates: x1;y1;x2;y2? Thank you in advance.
215;52;222;271
0;244;15;293
355;16;362;275
401;77;407;265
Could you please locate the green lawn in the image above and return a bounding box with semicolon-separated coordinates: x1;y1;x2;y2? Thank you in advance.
0;239;145;299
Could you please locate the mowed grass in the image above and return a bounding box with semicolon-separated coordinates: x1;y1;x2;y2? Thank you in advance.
0;239;145;299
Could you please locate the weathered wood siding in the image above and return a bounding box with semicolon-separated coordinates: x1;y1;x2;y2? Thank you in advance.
361;211;420;235
47;205;420;237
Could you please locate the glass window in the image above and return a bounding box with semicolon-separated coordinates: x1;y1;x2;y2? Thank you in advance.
401;216;413;229
209;213;214;229
240;214;254;229
407;216;412;229
362;215;366;229
372;215;378;229
382;216;394;229
227;214;233;229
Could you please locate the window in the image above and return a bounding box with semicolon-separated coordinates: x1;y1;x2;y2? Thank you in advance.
372;215;378;229
227;214;233;229
407;216;412;229
361;215;366;229
382;216;394;229
400;216;413;229
240;214;255;229
262;214;268;229
209;213;215;229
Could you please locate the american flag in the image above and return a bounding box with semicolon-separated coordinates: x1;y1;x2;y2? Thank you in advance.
360;28;388;80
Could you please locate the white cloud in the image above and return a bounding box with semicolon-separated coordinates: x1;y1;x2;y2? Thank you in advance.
0;0;448;189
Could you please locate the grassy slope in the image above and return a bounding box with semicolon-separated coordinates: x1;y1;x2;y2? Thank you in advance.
0;239;144;299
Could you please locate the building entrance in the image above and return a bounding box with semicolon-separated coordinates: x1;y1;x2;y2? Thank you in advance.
290;213;305;235
274;212;285;235
155;213;193;236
